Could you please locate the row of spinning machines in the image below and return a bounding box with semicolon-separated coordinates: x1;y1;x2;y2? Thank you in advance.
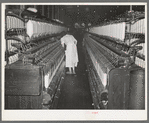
84;17;145;109
5;9;145;109
5;9;67;109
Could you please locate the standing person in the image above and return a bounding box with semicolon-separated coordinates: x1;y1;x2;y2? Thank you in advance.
60;32;79;74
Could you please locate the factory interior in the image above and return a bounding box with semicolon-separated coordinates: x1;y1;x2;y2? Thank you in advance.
4;4;145;110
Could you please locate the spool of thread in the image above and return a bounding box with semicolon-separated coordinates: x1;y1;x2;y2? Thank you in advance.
128;69;145;109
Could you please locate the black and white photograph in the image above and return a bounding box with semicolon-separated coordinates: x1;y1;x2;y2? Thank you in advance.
1;2;147;121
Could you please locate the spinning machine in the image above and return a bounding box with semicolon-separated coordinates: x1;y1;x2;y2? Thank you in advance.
83;11;145;109
5;9;68;109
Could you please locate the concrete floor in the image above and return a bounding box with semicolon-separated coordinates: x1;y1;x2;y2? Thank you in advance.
57;31;94;109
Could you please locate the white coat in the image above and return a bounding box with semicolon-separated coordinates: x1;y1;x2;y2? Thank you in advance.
61;34;78;67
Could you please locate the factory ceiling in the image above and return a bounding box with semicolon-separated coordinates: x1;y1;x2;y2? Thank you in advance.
6;4;145;28
61;5;145;27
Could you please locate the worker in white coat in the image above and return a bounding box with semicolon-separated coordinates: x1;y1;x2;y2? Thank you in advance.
60;32;79;74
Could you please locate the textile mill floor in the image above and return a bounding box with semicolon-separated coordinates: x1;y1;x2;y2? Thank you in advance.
57;31;94;109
